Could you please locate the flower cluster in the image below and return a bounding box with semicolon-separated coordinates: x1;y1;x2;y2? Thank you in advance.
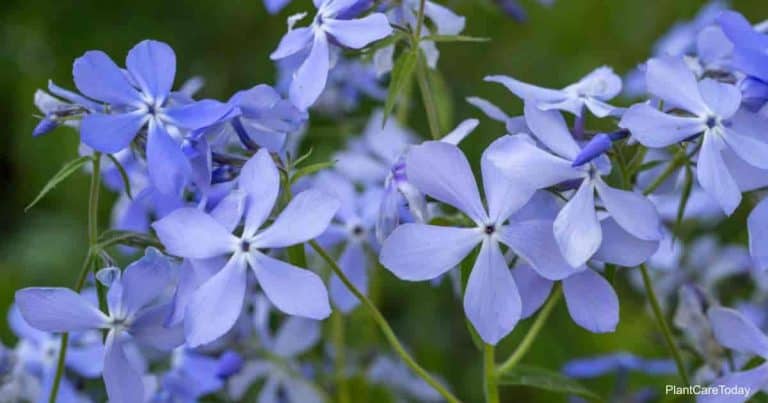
12;1;768;402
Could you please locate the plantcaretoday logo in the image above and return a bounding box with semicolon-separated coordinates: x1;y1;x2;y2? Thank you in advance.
665;384;751;397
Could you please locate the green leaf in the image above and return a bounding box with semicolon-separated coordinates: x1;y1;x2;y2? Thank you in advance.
26;155;92;211
106;153;133;200
423;34;491;43
499;365;603;401
426;67;454;134
290;160;336;184
383;49;418;125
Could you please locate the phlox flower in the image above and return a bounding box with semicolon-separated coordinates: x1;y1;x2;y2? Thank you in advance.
488;103;662;267
270;0;392;110
15;249;184;403
379;141;582;344
749;197;768;271
71;40;232;196
620;56;768;215
152;149;339;347
718;11;768;84
151;349;241;402
486;66;623;118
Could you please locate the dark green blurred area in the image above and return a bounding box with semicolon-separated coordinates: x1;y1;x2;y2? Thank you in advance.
0;0;764;401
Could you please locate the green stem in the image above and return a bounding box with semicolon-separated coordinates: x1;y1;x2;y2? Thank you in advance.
309;241;462;403
497;285;562;374
642;152;685;195
484;344;499;403
639;264;690;385
332;310;350;403
49;154;102;403
414;0;427;38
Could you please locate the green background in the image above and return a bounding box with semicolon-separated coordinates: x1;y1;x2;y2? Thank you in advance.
0;0;764;401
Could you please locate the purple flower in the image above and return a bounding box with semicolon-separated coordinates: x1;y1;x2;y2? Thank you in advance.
701;307;768;403
488;104;662;267
72;40;231;195
270;0;392;110
620;56;768;215
15;249;183;403
379;141;582;344
152;149;339;347
718;11;768;83
485;66;623;118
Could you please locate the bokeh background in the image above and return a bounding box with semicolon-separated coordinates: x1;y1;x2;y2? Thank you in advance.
0;0;765;401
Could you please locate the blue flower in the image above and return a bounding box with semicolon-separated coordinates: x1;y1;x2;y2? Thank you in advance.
487;103;662;267
486;66;623;118
15;249;183;403
563;352;675;378
379;141;582;344
72;40;232;195
718;11;768;84
151;348;239;402
620;56;768;215
270;0;392;110
152;149;339;347
749;197;768;271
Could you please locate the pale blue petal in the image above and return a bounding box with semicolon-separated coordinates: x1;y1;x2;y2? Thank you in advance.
146;121;190;196
239;149;280;236
251;253;331;319
749;198;768;271
80;111;146;153
646;56;709;115
485;75;565;103
272;317;321;357
15;288;108;332
289;33;330;110
595;179;662;241
698;79;741;119
185;256;248;347
463;240;521;345
424;1;466;35
697;133;741;215
563;270;618;333
152;208;238;259
330;242;367;313
125;40;176;103
512;264;554;319
210;190;246;232
73;50;142;106
129;303;185;350
270;27;314;60
553;180;602;267
593;218;660;266
723;127;768;170
619;103;706;148
498;220;584;280
481;136;538;223
323;15;392;49
406;141;487;222
698;364;768;403
104;335;145;403
163;99;232;130
253;189;339;248
380;224;481;281
708;307;768;357
523;102;581;160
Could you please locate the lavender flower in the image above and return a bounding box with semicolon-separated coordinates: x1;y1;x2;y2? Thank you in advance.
380;141;581;344
15;249;183;403
270;0;392;110
153;149;339;346
620;56;768;215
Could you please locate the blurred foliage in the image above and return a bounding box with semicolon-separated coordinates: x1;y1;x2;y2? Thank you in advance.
0;0;764;401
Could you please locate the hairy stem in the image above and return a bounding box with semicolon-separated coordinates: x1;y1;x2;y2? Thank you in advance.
484;344;499;403
309;241;462;403
332;310;350;403
49;154;102;403
639;264;690;385
497;285;562;374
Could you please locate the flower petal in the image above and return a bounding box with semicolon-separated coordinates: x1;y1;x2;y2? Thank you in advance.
562;270;618;333
129;303;185;351
485;135;583;190
595;179;662;241
120;248;175;315
424;1;466;35
698;79;741;119
253;189;339;249
498;220;584;281
210;190;247;232
322;15;392;49
272;317;321;358
484;75;565;103
708;307;768;357
239;149;280;236
523;102;581;160
146;121;190;196
645;56;708;115
80;111;146;153
463;240;521;345
330;242;367;313
104;334;145;403
153;208;238;259
289;33;330;110
619;103;706;148
723;127;768;170
271;27;314;60
481;136;539;223
185;256;248;347
73;50;142;106
749;198;768;271
163;99;232;130
251;253;331;320
379;224;481;281
511;264;554;319
406;141;487;222
697;133;741;215
593;218;660;266
125;40;176;103
15;288;108;332
553;180;602;267
699;364;768;403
